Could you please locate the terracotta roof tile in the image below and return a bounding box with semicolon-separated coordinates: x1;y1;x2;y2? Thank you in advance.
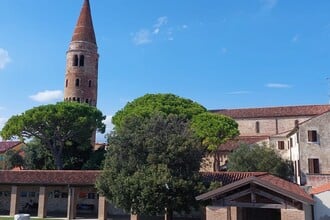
219;136;269;151
0;170;100;186
211;104;330;119
0;141;22;153
198;172;313;204
200;171;267;185
310;183;330;194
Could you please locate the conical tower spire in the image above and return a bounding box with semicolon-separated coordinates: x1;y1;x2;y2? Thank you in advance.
72;0;96;44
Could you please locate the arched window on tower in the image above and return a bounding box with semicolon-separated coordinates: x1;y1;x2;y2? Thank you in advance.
65;79;68;87
73;55;78;66
79;55;85;67
77;97;80;102
88;80;92;88
85;99;89;104
75;79;80;87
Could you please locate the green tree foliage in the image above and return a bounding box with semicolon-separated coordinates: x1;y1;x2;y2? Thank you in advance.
23;139;54;170
82;146;106;170
23;138;105;170
4;149;25;170
191;112;239;171
97;113;205;218
0;102;106;169
112;93;206;129
227;144;293;180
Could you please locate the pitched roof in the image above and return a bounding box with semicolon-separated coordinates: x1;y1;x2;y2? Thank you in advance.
72;0;97;44
211;104;330;119
310;183;330;195
201;171;267;185
219;136;269;151
0;141;23;154
198;172;313;204
0;170;100;186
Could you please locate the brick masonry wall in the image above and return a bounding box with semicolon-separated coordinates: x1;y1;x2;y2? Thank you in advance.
64;41;98;106
281;209;305;220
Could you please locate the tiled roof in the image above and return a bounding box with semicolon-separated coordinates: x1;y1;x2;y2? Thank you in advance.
310;183;330;195
0;170;100;186
201;171;267;185
211;104;330;119
219;136;269;151
0;141;22;153
198;172;313;204
72;0;96;44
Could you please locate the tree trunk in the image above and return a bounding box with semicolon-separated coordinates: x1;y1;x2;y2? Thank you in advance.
165;207;173;220
213;152;220;171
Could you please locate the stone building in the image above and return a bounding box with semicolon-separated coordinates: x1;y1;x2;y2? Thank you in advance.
206;105;330;172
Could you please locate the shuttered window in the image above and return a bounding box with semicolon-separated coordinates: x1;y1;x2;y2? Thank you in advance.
278;141;285;150
307;130;317;142
308;158;320;174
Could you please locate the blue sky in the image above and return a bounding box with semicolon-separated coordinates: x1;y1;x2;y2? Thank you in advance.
1;0;330;142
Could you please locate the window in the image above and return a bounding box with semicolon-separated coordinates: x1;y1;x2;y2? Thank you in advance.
85;99;89;104
20;192;28;197
66;79;68;87
255;121;260;133
75;79;80;87
278;141;285;150
79;55;85;67
73;55;78;66
88;80;92;88
77;97;80;102
88;193;96;199
308;130;317;142
308;158;320;174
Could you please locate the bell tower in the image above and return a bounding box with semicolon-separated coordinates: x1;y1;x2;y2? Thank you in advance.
64;0;98;107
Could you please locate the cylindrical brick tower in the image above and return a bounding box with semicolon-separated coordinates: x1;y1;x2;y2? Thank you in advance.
64;0;98;107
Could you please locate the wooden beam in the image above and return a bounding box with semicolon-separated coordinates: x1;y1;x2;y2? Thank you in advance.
223;189;251;202
254;189;296;209
224;201;286;209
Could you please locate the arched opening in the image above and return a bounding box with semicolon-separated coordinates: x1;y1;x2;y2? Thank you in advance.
85;99;89;104
79;55;85;67
88;80;92;88
77;97;80;102
65;79;68;87
73;55;78;66
75;79;80;87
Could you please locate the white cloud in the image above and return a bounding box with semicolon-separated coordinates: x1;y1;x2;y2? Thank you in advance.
133;29;152;45
0;48;11;70
226;91;251;95
260;0;278;10
153;16;168;35
182;24;188;29
29;90;63;102
103;115;114;134
266;83;291;88
292;34;299;43
154;16;168;29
